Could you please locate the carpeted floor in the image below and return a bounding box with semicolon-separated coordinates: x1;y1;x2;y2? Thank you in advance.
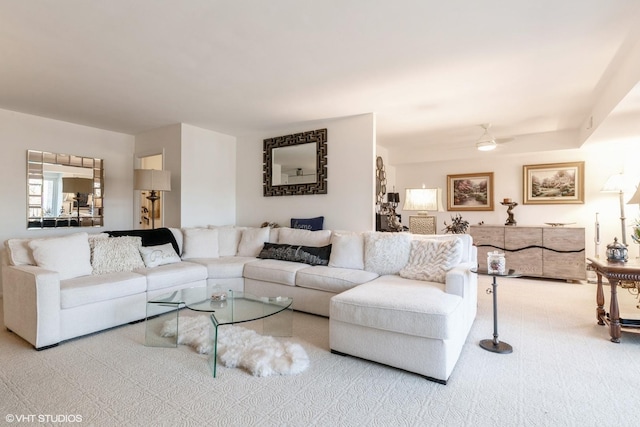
1;277;639;426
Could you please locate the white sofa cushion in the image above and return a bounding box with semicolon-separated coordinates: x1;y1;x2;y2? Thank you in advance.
92;236;145;274
187;256;257;279
5;238;35;266
363;232;412;276
243;259;309;286
328;232;364;270
182;228;219;259
29;232;93;280
330;275;464;340
60;271;147;309
277;227;332;247
208;225;243;256
237;227;270;257
295;266;378;293
139;243;181;268
136;261;208;292
399;238;463;283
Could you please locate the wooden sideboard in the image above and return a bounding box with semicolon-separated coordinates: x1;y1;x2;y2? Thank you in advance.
469;225;586;281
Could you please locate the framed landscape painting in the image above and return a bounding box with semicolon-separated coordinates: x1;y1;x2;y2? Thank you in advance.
447;172;494;211
523;161;584;204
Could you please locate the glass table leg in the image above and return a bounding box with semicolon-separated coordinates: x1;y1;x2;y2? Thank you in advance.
145;302;180;348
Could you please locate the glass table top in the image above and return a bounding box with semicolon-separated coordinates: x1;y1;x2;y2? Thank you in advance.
147;287;293;326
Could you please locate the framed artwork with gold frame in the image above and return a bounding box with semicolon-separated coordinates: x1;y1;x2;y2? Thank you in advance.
446;172;494;211
523;161;584;204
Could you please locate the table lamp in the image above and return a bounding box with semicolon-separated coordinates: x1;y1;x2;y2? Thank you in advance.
403;187;443;234
62;177;93;225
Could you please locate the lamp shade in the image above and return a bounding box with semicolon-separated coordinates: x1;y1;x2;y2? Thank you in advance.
627;185;640;205
601;173;627;193
134;169;171;192
387;192;400;203
62;177;93;194
403;188;443;213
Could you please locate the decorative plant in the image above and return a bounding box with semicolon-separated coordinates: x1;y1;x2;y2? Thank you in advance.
443;213;469;234
632;219;640;245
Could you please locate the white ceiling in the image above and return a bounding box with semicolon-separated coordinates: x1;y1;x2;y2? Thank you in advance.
1;1;639;163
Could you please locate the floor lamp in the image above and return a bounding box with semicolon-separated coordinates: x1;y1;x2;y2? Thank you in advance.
62;177;93;226
601;173;630;246
627;185;640;257
134;169;171;229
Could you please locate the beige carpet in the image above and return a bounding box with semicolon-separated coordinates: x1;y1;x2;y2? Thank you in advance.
1;277;639;426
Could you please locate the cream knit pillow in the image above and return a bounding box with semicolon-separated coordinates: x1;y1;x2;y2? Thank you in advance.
399;238;463;283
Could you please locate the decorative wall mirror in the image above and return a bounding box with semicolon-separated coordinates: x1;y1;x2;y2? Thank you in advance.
263;128;327;196
27;150;104;229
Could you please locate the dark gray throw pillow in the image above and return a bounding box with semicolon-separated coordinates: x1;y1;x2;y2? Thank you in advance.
258;242;331;266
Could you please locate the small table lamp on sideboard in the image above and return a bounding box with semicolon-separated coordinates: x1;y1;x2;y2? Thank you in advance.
403;187;443;234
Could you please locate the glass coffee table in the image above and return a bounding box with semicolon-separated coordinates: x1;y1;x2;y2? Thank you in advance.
145;286;293;377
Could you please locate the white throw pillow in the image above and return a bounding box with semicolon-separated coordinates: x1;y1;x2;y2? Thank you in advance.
208;225;242;257
328;232;365;270
139;243;182;268
29;232;93;280
399;238;463;283
5;238;35;266
182;228;220;259
237;227;271;257
277;227;332;247
92;236;145;274
363;232;412;276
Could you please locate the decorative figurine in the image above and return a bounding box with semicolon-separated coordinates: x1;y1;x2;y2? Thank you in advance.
500;199;518;226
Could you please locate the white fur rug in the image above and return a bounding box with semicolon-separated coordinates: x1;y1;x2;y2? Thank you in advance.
160;315;309;377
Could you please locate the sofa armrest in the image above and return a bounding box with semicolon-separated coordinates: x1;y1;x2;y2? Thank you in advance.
445;262;478;299
2;265;61;348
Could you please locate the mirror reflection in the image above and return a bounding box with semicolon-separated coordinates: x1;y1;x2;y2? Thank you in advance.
272;143;317;185
263;128;327;197
27;150;104;229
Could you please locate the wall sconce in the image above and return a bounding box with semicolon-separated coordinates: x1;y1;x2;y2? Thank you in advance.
134;169;171;229
403;187;443;234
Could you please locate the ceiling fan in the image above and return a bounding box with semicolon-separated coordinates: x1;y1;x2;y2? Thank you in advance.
476;123;514;151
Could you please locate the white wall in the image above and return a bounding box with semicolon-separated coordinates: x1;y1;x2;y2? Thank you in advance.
236;114;376;231
0;108;135;295
180;124;237;227
395;139;640;259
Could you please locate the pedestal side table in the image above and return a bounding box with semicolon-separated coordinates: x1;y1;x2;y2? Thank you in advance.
588;257;640;343
471;268;522;354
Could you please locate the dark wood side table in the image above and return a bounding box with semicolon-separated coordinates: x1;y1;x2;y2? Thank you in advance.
471;268;522;353
588;257;640;343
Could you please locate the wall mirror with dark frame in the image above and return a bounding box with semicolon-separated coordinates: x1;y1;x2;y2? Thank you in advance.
27;150;104;229
263;128;327;196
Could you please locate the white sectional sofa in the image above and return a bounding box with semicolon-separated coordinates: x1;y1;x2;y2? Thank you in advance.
2;226;477;383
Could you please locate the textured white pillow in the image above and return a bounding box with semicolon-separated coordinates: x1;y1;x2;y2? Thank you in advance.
5;238;35;266
92;236;145;274
328;232;365;270
278;227;332;247
208;225;242;257
399;238;463;283
237;227;271;257
139;243;181;268
363;232;412;276
182;228;220;259
29;232;93;280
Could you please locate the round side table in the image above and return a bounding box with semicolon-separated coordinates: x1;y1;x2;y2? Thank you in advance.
471;268;522;354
